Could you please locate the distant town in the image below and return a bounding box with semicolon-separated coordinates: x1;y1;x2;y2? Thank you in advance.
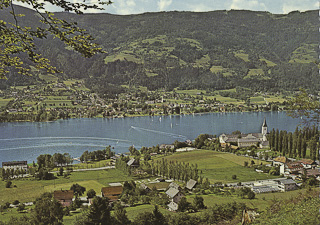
0;77;292;122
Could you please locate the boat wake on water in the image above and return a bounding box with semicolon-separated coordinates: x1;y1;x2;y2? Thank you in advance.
130;126;187;140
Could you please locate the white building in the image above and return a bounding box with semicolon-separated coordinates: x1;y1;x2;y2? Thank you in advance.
2;161;28;172
219;118;269;148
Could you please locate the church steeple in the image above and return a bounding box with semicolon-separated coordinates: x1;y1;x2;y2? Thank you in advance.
262;118;267;141
262;118;267;127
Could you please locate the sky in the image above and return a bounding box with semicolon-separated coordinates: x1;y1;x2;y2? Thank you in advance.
16;0;319;15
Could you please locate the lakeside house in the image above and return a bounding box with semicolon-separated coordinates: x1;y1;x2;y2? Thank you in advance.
219;118;269;148
53;190;74;207
2;161;28;172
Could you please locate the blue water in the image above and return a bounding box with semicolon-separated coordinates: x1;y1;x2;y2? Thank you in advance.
0;112;301;164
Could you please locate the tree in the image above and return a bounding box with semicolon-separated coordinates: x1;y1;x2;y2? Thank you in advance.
32;193;64;225
5;180;12;188
113;203;131;225
70;183;86;197
17;203;25;212
58;167;64;176
193;195;206;210
178;197;191;212
0;0;111;78
288;89;320;126
86;189;96;199
87;196;112;225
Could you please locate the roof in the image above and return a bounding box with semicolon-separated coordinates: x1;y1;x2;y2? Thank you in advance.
166;187;180;198
273;156;288;164
168;182;180;190
54;190;74;200
306;169;320;177
186;179;197;190
168;201;179;211
287;162;304;170
297;159;316;165
279;179;296;185
140;183;151;190
101;186;123;198
252;186;277;193
262;118;267;127
2;161;27;167
127;158;139;166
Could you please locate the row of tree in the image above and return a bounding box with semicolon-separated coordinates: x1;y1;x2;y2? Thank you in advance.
37;153;73;169
268;126;319;160
150;158;200;182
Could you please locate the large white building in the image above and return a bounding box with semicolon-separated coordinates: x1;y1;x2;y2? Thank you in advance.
219;118;269;148
2;161;28;172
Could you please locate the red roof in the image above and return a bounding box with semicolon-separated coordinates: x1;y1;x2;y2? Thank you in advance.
297;159;315;165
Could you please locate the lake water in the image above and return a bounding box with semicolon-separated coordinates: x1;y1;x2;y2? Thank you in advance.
0;112;301;164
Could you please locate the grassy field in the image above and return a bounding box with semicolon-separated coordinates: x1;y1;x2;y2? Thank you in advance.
39;74;59;83
187;188;313;212
234;51;249;62
289;43;317;64
154;150;275;183
0;169;130;203
0;98;13;107
259;57;277;67
250;96;266;104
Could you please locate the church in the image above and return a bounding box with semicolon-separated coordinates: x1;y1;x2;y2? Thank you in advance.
219;118;269;148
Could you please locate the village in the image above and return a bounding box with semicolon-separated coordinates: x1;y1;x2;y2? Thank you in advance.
1;119;319;224
0;77;289;122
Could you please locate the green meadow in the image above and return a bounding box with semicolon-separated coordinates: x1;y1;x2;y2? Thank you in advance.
154;150;275;183
0;169;130;204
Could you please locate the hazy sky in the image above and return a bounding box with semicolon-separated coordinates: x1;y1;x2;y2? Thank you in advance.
16;0;319;15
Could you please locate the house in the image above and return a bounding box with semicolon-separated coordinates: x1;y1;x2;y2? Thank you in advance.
273;156;289;166
168;201;179;211
280;162;304;175
101;186;123;202
276;179;297;192
305;168;320;179
219;119;269;148
140;183;152;193
168;182;182;191
2;161;28;172
127;158;139;167
53;190;74;207
186;179;197;190
296;159;317;169
252;186;278;194
166;187;184;211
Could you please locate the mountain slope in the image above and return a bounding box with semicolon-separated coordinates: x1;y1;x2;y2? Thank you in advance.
1;6;319;93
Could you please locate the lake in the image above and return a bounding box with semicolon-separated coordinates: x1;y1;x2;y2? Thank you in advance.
0;111;301;164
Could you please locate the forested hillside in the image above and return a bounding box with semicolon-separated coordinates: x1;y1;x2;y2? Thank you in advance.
1;6;319;94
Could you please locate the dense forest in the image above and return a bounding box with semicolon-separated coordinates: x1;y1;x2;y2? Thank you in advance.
1;6;319;94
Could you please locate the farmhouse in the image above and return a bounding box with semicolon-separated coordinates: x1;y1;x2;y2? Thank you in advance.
219;119;269;148
166;187;184;211
2;161;28;172
101;186;123;202
186;179;197;190
53;190;74;207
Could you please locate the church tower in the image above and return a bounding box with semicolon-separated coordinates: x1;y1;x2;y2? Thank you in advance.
262;118;267;141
